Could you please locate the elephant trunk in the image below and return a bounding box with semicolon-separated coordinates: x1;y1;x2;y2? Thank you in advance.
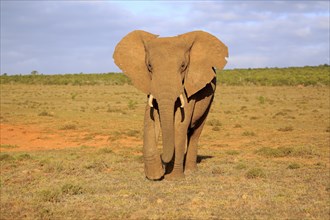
158;99;175;163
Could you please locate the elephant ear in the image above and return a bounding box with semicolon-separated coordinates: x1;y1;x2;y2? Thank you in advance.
113;30;158;94
179;31;228;97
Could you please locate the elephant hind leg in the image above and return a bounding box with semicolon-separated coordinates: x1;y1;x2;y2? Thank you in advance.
185;89;214;173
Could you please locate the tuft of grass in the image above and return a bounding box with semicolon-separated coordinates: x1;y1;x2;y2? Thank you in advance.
126;129;140;137
98;147;113;154
291;145;320;158
273;111;287;118
242;131;256;136
256;147;293;158
59;123;77;130
79;145;94;150
234;163;247;170
207;119;222;127
17;153;32;160
240;106;247;111
71;92;78;100
128;100;138;110
212;167;225;175
208;119;222;131
107;107;125;114
225;150;240;155
39;189;62;203
38;111;54;117
61;183;83;195
84;161;108;172
257;96;266;104
234;124;242;128
212;126;220;131
326;126;330;132
0;153;15;161
39;184;83;203
278;126;294;132
287;163;301;169
256;146;319;158
0;144;18;149
246;168;266;179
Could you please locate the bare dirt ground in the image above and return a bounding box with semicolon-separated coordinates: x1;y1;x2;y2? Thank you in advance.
0;123;143;154
1;123;111;151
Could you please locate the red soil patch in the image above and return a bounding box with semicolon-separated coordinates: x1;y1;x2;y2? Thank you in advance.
0;123;140;152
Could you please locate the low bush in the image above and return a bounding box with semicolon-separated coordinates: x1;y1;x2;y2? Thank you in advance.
1;66;329;86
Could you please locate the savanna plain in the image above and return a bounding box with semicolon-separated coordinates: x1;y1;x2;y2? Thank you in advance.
1;66;329;219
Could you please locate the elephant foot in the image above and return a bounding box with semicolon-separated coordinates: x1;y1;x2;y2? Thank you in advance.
185;168;198;176
165;171;185;181
144;158;165;181
185;162;198;175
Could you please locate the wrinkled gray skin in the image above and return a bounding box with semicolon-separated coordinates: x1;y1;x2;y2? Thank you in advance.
113;30;228;180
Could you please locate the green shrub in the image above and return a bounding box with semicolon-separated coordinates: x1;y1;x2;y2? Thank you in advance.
2;66;328;86
217;65;330;86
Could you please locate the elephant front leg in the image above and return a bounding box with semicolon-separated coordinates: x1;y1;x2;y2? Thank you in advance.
143;105;164;180
164;131;186;180
165;109;188;180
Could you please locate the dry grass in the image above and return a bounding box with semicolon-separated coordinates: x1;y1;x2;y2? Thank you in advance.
0;84;329;219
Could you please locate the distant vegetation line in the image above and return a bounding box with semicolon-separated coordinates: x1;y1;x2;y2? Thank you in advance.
1;65;329;86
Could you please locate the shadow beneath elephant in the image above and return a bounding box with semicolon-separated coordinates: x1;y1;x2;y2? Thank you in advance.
197;155;213;164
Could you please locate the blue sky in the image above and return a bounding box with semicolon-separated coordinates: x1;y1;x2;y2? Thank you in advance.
1;0;329;75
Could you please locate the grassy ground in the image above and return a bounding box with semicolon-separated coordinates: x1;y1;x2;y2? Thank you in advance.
1;83;329;219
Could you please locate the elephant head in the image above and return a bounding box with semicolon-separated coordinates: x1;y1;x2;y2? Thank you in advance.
113;30;228;163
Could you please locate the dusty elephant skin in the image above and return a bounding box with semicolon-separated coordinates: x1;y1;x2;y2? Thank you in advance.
113;30;228;180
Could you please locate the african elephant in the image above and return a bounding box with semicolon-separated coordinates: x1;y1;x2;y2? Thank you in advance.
113;30;228;180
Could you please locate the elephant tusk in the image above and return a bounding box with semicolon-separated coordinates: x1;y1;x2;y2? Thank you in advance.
179;94;185;108
148;94;154;108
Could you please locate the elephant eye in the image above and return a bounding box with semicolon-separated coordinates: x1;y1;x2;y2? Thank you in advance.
181;62;186;71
